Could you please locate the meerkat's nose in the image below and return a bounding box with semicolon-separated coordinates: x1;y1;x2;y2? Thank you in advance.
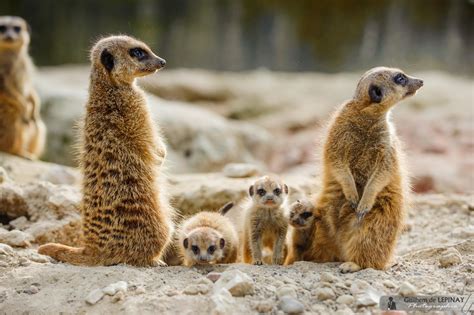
158;58;166;68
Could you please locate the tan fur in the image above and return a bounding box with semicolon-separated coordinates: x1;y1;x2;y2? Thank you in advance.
178;207;238;266
0;16;45;159
38;35;173;266
304;67;423;272
242;175;289;265
285;199;319;265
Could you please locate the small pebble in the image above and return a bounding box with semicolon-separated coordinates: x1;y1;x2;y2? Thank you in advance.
313;287;336;301
398;281;417;297
277;285;297;299
382;280;396;288
207;272;222;283
112;291;125;303
336;294;354;305
279;296;305;314
320;272;338;283
183;284;210;295
102;281;128;296
253;300;274;313
86;288;105;305
23;286;39;295
439;248;462;267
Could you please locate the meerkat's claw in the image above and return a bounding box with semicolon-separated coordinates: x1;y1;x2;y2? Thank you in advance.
151;259;168;267
339;261;362;273
253;260;263;265
356;209;368;222
350;202;358;210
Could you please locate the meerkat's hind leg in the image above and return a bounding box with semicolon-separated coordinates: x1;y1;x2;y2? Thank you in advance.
38;243;97;266
339;261;362;273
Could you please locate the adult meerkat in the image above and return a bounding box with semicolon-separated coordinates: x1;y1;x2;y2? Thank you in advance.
305;67;423;272
178;202;238;266
38;35;173;266
284;199;319;265
242;175;289;265
0;16;45;159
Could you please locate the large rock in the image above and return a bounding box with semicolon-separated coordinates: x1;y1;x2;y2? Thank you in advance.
37;66;272;173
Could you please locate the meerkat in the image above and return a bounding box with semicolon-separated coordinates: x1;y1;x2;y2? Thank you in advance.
305;67;423;272
0;16;46;159
38;35;173;266
242;175;289;265
178;202;238;266
284;199;319;265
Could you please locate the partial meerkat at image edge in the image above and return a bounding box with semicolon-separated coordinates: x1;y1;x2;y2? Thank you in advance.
0;16;46;159
301;66;423;272
38;35;173;266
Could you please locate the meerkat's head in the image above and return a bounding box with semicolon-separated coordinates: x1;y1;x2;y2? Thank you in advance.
354;67;423;113
249;175;289;209
182;227;226;265
90;35;166;85
289;200;315;229
0;16;30;51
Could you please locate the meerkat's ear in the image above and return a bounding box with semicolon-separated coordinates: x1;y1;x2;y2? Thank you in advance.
26;22;32;34
284;184;289;194
219;238;225;249
100;49;115;72
183;238;189;249
368;84;383;103
249;185;254;197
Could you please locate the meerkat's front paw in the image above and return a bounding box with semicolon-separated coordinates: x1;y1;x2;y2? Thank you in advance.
355;200;373;222
150;259;167;267
253;260;263;265
272;255;284;265
343;190;359;209
339;261;362;273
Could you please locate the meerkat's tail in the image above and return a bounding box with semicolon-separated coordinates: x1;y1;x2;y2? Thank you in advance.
38;243;97;266
219;202;234;215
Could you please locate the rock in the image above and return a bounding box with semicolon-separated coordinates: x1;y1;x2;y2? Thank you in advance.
320;272;338;283
279;296;305;314
336;295;354;305
439;247;462;267
163;288;179;297
213;269;255;297
253;300;274;313
334;307;354;315
85;288;105;305
0;243;14;255
277;285;297;299
313;287;336;301
112;291;125;303
349;279;370;295
451;226;474;239
0;230;32;247
210;288;236;315
102;281;128;296
382;280;396;288
9;216;29;230
23;286;39;295
222;163;260;178
207;272;222;283
38;165;80;185
355;288;380;307
183;284;210;295
398;282;417;297
26;251;50;263
0;167;11;183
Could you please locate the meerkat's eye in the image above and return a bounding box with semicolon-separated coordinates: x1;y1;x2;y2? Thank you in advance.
301;212;313;219
129;47;148;61
273;188;282;196
393;73;407;86
13;26;21;33
257;188;266;196
0;25;6;33
207;245;216;254
191;245;200;255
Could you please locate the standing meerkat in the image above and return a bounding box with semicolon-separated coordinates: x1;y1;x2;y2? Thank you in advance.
0;16;45;159
242;175;289;265
284;199;319;265
178;202;238;266
303;67;423;272
38;35;173;266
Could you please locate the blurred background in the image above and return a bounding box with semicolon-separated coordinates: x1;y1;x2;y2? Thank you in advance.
1;0;473;194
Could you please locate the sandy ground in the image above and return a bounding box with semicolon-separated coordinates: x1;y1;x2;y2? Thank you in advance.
1;194;472;315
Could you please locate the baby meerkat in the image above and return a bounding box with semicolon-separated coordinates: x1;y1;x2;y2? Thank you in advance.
38;35;173;266
0;16;46;159
179;202;238;266
285;199;318;265
242;175;289;265
307;67;423;272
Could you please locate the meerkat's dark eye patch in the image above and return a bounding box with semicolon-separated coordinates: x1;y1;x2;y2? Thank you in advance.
257;188;266;196
273;188;281;196
13;26;21;33
191;245;200;255
369;84;383;103
129;47;148;61
301;211;313;219
0;25;6;33
100;49;114;72
207;245;216;254
393;73;408;86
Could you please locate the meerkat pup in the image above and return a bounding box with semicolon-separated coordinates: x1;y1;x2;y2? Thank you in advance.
178;202;238;266
242;175;289;265
284;199;318;265
306;67;423;272
0;16;46;159
38;35;173;266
